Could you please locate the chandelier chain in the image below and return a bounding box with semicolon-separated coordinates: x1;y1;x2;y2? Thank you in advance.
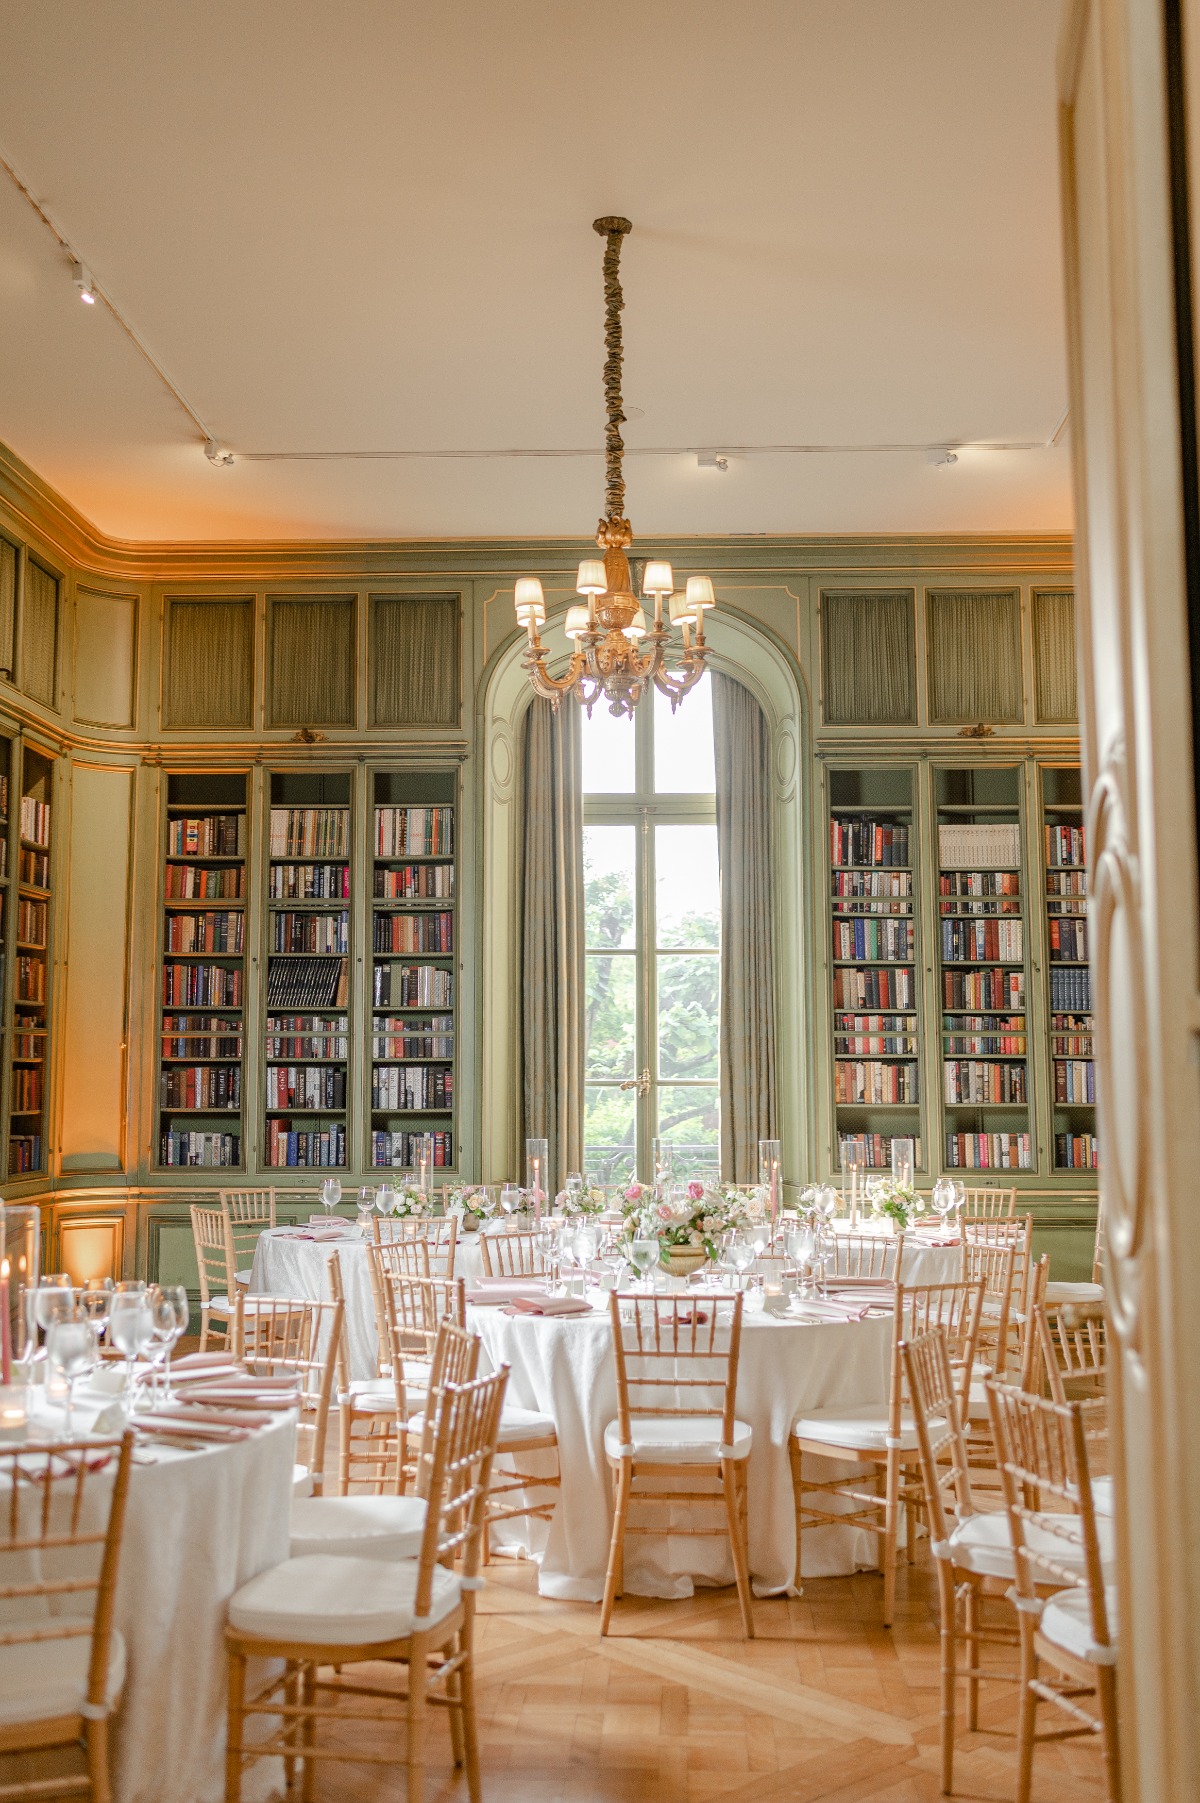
597;219;631;527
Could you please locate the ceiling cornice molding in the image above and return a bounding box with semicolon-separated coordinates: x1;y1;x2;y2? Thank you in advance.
0;439;1073;585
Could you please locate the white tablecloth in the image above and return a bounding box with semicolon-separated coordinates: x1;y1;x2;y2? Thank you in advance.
8;1388;295;1803
469;1299;895;1602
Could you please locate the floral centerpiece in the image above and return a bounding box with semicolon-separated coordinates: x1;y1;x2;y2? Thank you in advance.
554;1186;607;1218
863;1175;925;1232
445;1186;491;1229
622;1181;768;1273
379;1183;433;1220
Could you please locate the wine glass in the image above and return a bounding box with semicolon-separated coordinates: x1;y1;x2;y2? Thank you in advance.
786;1224;816;1292
727;1234;757;1289
34;1279;74;1368
931;1178;957;1229
573;1225;600;1289
320;1177;342;1217
108;1290;155;1406
76;1277;113;1342
46;1312;98;1436
499;1184;522;1221
564;1172;584;1210
629;1239;660;1291
535;1219;560;1291
148;1285;189;1401
375;1182;398;1218
357;1187;376;1235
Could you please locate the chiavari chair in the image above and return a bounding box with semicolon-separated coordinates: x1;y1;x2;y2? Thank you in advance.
1045;1201;1106;1306
0;1431;135;1803
962;1213;1032;1375
189;1202;239;1351
220;1187;278;1287
225;1366;509;1803
1017;1255;1051;1393
790;1279;984;1627
986;1380;1120;1803
1036;1298;1110;1514
234;1282;344;1496
831;1229;905;1280
602;1290;754;1637
372;1213;459;1276
478;1229;549;1279
961;1185;1017;1220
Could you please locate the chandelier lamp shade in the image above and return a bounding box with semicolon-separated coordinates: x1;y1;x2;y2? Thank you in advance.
514;217;716;717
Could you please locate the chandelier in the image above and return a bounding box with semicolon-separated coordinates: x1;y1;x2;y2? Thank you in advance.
514;217;716;717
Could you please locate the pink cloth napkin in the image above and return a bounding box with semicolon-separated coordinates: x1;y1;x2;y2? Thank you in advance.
504;1295;594;1318
466;1281;548;1306
790;1297;873;1323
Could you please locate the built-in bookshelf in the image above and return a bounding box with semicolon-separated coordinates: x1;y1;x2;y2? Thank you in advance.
158;774;246;1169
828;768;923;1171
370;770;456;1172
10;747;51;1174
936;766;1032;1172
264;774;351;1169
1043;767;1097;1170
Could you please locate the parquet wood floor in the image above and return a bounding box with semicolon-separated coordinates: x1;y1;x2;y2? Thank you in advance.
293;1555;1108;1803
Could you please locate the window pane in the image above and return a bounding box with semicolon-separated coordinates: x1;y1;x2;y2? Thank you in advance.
654;671;715;793
656;824;719;948
655;1084;720;1177
657;953;719;1079
584;824;636;949
581;702;636;793
585;953;636;1078
584;1087;636;1186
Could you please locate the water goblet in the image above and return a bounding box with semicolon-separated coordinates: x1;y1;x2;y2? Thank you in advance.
375;1182;398;1218
535;1219;561;1291
629;1239;660;1291
77;1278;113;1343
573;1225;600;1290
320;1177;343;1217
108;1290;156;1407
46;1311;98;1437
786;1224;816;1294
727;1234;757;1290
148;1284;189;1401
357;1187;376;1235
499;1184;522;1220
931;1178;957;1229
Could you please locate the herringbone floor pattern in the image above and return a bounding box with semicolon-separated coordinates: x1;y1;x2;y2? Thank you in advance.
295;1556;1107;1802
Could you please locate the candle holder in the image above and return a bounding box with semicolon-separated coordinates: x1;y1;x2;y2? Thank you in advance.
890;1137;916;1189
525;1138;549;1215
652;1138;674;1198
758;1139;781;1224
0;1203;39;1389
0;1382;28;1438
416;1132;435;1197
839;1138;864;1227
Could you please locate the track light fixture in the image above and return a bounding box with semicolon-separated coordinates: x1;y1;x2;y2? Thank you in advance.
204;438;235;468
71;261;95;304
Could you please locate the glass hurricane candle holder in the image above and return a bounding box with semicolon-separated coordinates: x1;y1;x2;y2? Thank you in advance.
0;1203;40;1385
890;1138;915;1188
525;1138;549;1213
758;1139;781;1221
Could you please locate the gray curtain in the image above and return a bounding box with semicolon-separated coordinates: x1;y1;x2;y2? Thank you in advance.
713;673;778;1182
520;698;585;1188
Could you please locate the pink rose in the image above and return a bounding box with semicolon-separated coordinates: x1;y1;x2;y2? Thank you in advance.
624;1182;643;1201
687;1181;704;1201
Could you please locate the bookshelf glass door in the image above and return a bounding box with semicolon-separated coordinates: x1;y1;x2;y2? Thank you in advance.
1042;766;1097;1171
264;773;352;1170
828;767;922;1172
158;773;246;1170
370;769;456;1175
11;746;50;1176
935;766;1032;1173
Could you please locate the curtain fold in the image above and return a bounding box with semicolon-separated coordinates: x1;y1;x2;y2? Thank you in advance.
713;673;778;1183
520;698;585;1188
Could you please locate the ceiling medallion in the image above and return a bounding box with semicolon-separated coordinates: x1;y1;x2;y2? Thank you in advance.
514;217;716;717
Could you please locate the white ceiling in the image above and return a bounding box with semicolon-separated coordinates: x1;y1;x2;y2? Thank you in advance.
0;0;1071;543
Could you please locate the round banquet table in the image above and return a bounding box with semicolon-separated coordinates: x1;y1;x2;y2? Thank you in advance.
468;1297;899;1602
5;1385;296;1803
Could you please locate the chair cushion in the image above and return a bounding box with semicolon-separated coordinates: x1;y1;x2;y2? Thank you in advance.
339;1377;400;1415
228;1553;460;1645
205;1295;270;1318
603;1415;752;1463
1044;1281;1104;1306
0;1624;126;1726
793;1403;939;1452
1091;1475;1114;1518
1040;1585;1118;1666
406;1403;556;1449
940;1509;1115;1581
290;1494;428;1560
292;1463;314;1499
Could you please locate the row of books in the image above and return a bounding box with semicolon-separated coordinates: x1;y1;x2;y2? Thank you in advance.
941;919;1024;963
1049;919;1088;962
1046;825;1086;867
831;869;912;899
19;795;49;848
12;1032;42;1061
944;1028;1027;1055
371;1129;454;1167
830;819;909;868
938;824;1021;869
15;958;46;1004
372;963;454;1008
8;1134;41;1173
834;1013;918;1055
939;870;1021;897
266;956;349;1008
167;814;243;857
268;863;349;899
373;913;454;954
162;1016;243;1059
163;964;242;1007
1054;1059;1096;1104
165;863;243;899
838;1133;923;1170
11;1067;41;1112
266;1124;347;1167
16;898;46;946
160;1067;242;1110
1051;1013;1094;1056
943;969;1025;1011
832;920;913;961
266;1065;347;1110
18;848;48;889
1056;1133;1099;1169
0;841;8;878
945;1133;1033;1169
938;894;1021;918
1050;968;1093;1010
1046;870;1087;896
0;774;8;815
944;1060;1028;1105
159;1131;242;1167
269;808;349;859
165;912;244;954
373;1016;454;1058
834;897;913;919
371;1065;453;1110
264;1016;348;1059
834;1061;918;1104
375;864;454;899
832;967;914;1009
271;912;349;955
375;806;454;858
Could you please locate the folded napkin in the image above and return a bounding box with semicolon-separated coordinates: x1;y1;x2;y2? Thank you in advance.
789;1297;872;1323
504;1295;594;1318
173;1352;240;1375
129;1413;252;1442
171;1386;299;1410
824;1276;893;1293
274;1225;347;1242
465;1281;548;1307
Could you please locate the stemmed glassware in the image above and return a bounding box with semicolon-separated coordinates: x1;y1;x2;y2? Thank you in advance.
628;1239;660;1291
148;1285;189;1401
375;1182;398;1219
46;1311;98;1437
108;1290;156;1407
563;1172;585;1209
76;1278;113;1343
727;1233;757;1290
786;1223;817;1296
535;1219;561;1291
357;1187;376;1235
499;1184;522;1220
320;1177;343;1217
